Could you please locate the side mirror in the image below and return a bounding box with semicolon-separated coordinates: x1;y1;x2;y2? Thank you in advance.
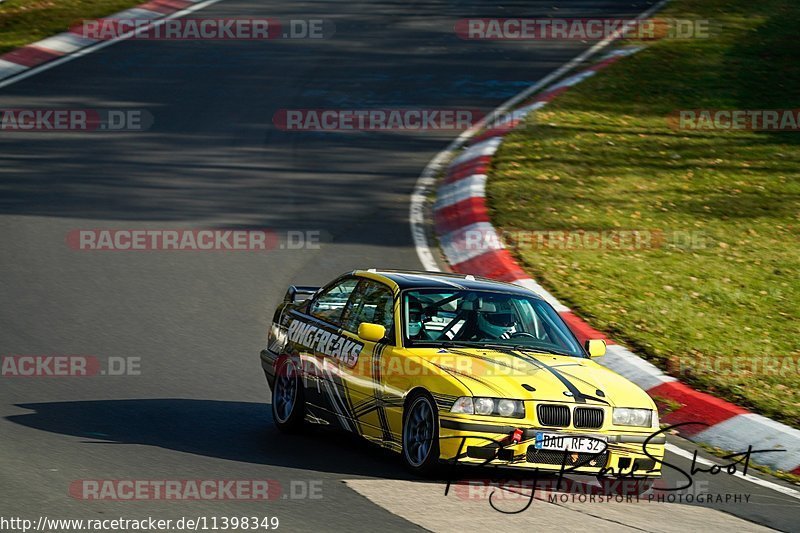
358;322;386;343
585;339;606;358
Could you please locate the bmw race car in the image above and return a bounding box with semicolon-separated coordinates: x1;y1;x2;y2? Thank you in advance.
260;270;664;490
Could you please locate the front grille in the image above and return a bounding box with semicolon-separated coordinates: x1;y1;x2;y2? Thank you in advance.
526;447;609;468
574;407;604;429
537;404;570;427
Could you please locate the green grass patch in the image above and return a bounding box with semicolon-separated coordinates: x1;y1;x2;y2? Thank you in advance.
0;0;145;54
488;0;800;427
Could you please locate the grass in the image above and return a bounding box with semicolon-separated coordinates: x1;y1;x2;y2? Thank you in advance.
0;0;145;54
487;0;800;427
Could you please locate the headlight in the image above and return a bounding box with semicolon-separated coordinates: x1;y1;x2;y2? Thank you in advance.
450;397;524;418
474;397;494;415
496;399;517;417
613;407;653;427
450;397;474;414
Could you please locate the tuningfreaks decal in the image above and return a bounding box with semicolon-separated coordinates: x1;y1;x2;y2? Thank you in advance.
286;319;363;367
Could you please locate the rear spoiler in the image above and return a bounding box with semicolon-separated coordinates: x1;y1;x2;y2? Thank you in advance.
284;285;319;304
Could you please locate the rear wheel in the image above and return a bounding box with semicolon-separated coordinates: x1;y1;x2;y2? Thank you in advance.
272;357;305;433
402;391;440;475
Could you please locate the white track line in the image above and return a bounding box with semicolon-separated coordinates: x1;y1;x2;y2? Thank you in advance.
0;0;228;90
665;443;800;500
409;0;671;272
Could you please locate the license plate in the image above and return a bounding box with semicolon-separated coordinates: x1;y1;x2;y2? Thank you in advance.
535;432;607;453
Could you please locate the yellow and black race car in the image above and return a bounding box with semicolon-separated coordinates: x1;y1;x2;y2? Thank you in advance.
260;269;664;491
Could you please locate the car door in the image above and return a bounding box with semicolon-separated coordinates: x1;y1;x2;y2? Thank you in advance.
337;278;402;447
293;276;362;432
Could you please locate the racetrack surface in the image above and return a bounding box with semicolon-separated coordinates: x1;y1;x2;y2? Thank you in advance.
0;0;797;531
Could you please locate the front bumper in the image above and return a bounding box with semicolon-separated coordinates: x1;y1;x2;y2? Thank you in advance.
439;416;664;476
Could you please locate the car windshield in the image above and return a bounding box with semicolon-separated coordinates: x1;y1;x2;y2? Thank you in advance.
403;288;583;357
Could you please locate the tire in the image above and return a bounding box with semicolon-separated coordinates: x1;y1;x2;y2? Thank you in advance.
402;391;440;476
272;357;305;433
597;477;654;496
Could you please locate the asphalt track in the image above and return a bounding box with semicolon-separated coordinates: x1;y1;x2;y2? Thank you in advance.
0;0;798;531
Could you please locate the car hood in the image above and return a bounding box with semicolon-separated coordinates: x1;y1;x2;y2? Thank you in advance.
421;347;654;408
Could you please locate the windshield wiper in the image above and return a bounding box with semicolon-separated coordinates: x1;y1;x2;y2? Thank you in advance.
437;340;485;349
511;345;574;357
434;341;576;358
464;342;574;357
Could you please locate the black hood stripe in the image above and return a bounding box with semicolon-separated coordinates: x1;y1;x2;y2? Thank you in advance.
446;346;609;405
524;357;610;405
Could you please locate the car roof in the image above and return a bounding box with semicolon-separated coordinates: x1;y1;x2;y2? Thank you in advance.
354;269;542;299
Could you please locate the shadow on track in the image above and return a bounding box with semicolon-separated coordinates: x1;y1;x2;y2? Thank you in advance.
6;398;414;479
7;398;571;485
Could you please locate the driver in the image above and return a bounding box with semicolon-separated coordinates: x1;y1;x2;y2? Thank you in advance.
407;299;431;340
476;308;516;340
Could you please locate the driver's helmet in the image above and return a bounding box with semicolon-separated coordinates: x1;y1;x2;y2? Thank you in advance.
476;303;515;339
407;298;425;337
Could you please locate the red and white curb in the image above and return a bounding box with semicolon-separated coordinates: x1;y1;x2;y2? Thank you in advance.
429;48;800;476
0;0;217;88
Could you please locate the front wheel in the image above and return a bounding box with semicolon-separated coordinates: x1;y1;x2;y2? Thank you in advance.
402;391;440;475
272;357;305;433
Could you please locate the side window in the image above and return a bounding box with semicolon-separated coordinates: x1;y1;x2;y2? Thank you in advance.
309;278;359;326
342;280;395;341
